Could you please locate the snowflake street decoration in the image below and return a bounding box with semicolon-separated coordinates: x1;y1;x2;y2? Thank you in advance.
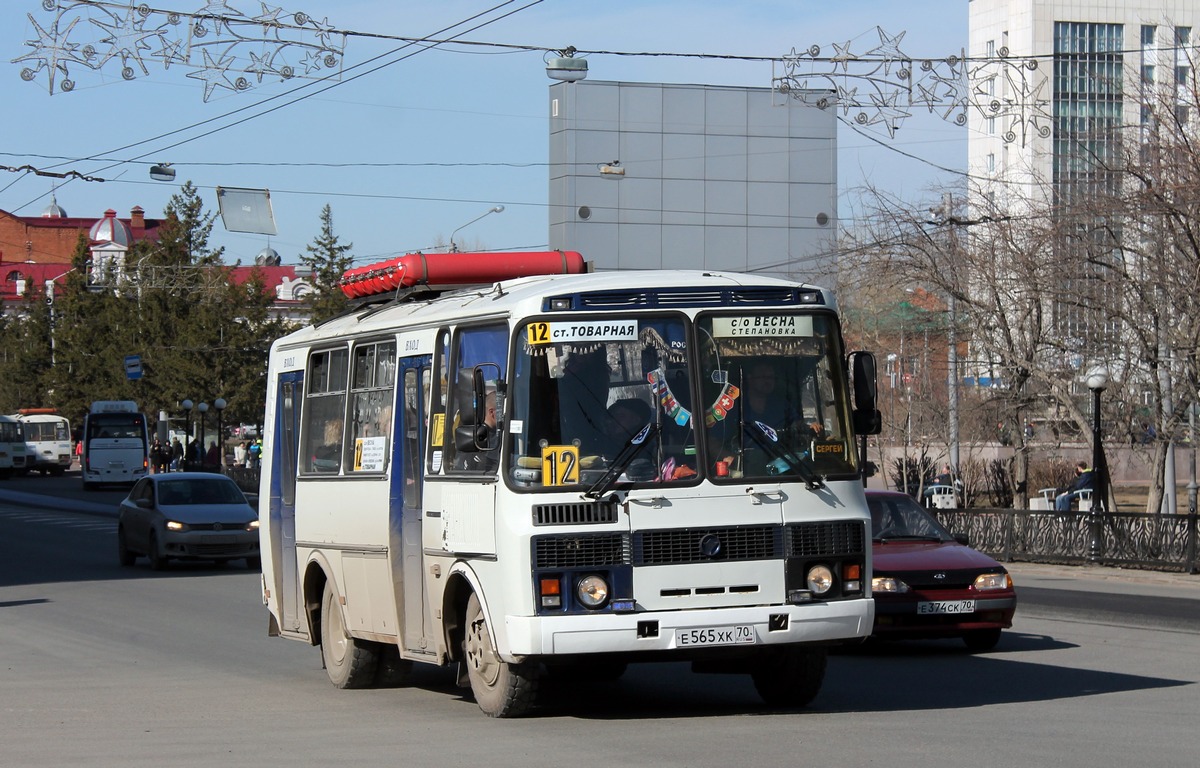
13;0;347;102
774;27;1052;147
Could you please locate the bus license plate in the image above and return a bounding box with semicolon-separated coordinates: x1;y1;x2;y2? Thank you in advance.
917;599;977;615
676;625;756;647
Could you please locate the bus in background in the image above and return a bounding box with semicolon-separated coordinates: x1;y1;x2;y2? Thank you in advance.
0;415;29;478
16;408;72;476
258;252;882;717
81;401;149;490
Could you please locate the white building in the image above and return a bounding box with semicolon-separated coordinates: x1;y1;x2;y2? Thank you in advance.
969;1;1196;209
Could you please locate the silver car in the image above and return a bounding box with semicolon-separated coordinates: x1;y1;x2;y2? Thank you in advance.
117;473;260;570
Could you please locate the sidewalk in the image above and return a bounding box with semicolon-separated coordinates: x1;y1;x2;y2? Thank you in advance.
1006;560;1200;594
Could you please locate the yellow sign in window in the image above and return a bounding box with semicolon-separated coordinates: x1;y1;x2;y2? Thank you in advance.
540;445;580;486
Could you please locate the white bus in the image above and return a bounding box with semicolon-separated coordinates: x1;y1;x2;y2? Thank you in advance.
81;401;150;490
258;253;882;717
16;409;73;476
0;415;29;478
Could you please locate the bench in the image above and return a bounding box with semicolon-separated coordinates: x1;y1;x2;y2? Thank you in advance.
1031;487;1092;512
926;484;958;509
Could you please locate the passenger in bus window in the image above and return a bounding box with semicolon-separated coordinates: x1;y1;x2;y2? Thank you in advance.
606;398;651;444
454;390;499;473
558;348;611;456
312;418;343;472
741;362;800;430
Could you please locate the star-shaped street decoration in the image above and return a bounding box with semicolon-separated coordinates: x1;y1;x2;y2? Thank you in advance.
253;2;284;32
297;48;323;74
186;48;237;101
866;91;910;137
245;49;277;82
90;5;162;77
153;35;188;71
830;40;856;72
866;28;908;76
12;11;85;94
308;16;338;50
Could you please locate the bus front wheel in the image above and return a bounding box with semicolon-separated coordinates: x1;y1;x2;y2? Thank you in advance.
462;592;539;717
751;646;827;708
320;582;378;688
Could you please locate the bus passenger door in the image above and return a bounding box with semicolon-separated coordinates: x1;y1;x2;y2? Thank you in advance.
269;372;303;634
394;356;434;655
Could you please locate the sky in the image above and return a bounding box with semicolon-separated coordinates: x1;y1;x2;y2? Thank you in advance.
1;0;970;268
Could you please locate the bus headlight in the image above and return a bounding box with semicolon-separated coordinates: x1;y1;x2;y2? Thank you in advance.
576;574;610;609
806;565;834;596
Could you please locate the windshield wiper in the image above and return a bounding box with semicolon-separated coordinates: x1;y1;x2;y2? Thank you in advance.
584;423;661;499
874;533;945;543
742;421;825;490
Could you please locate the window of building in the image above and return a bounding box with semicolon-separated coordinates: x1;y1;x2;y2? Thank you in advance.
1142;25;1156;48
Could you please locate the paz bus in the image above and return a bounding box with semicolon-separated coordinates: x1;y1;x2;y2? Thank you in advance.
258;251;882;717
81;401;150;490
0;415;29;478
16;408;73;476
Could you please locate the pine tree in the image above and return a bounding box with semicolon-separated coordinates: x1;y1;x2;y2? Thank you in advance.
300;204;353;324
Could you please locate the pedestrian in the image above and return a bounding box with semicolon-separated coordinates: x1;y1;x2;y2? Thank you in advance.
1055;461;1095;512
171;436;183;471
249;438;262;468
234;440;247;468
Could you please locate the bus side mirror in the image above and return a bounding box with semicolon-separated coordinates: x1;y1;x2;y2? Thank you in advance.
849;351;882;436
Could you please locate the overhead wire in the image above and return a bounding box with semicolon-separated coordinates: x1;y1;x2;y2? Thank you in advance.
9;0;546;212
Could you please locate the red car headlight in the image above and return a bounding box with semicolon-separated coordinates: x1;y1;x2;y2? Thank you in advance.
974;573;1012;592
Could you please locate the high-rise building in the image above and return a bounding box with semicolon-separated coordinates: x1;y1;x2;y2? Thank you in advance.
967;1;1196;362
969;1;1195;200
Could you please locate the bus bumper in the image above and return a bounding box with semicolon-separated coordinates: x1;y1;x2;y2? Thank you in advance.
502;598;874;658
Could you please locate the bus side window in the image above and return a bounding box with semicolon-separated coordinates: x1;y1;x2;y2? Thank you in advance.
302;348;349;475
346;340;396;473
445;324;507;474
427;330;451;474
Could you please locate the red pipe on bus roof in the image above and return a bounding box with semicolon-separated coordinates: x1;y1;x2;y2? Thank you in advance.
340;250;586;298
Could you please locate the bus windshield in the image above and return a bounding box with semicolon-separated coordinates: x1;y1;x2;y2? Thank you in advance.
509;315;694;490
696;312;857;482
86;413;147;442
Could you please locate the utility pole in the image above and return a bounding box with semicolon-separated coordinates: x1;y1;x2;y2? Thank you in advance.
932;192;961;472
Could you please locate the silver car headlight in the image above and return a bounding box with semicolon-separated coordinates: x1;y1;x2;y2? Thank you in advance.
872;576;911;594
576;574;610;609
165;520;188;532
974;572;1012;591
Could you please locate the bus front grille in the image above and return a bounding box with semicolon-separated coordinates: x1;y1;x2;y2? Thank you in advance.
532;500;618;526
533;533;631;568
785;521;866;557
633;525;781;565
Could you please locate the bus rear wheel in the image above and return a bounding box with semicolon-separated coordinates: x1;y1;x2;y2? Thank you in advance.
320;581;378;688
751;646;827;708
462;592;538;717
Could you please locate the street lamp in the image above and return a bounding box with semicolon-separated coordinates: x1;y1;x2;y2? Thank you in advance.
198;402;209;469
449;205;504;252
1085;365;1109;562
214;398;227;468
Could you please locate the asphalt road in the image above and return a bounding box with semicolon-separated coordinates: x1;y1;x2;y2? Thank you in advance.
2;471;1200;767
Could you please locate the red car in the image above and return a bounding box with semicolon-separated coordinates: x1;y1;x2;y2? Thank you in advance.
866;490;1017;651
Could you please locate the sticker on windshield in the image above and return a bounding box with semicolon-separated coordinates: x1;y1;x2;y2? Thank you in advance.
711;316;813;338
527;320;638;345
